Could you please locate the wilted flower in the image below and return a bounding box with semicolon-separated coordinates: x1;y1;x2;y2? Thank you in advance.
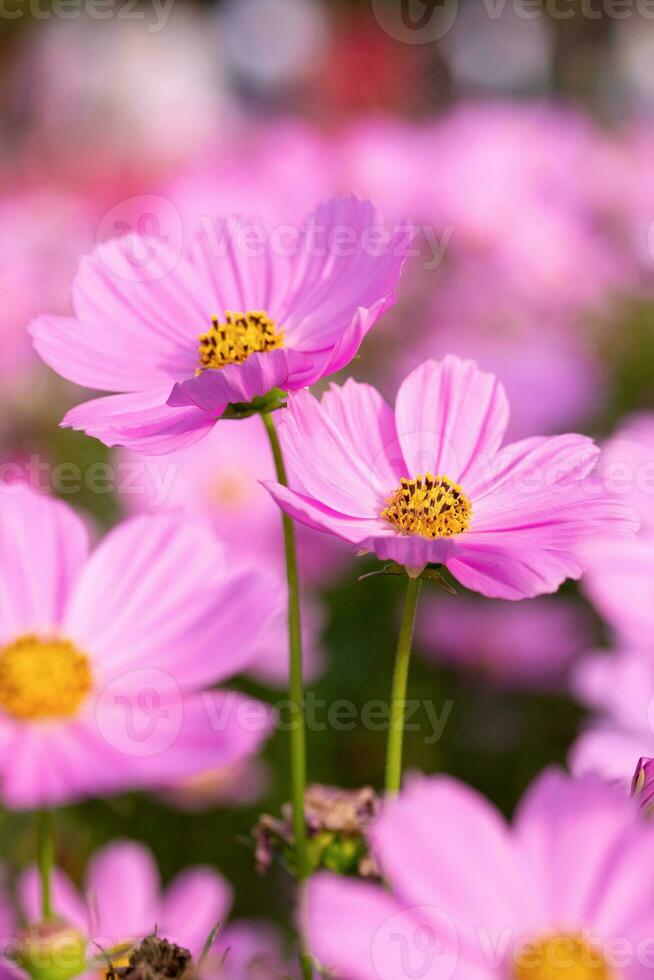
19;840;289;979
0;484;274;808
254;785;380;879
105;936;192;980
31;197;411;454
305;770;654;979
265;356;637;598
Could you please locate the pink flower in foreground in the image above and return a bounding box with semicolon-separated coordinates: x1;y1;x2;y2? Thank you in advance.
583;414;654;645
571;649;654;785
30;196;412;454
0;484;275;809
417;596;593;690
305;770;654;980
19;840;288;978
265;356;637;599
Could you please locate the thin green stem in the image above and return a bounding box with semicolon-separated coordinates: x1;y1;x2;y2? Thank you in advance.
36;810;54;922
385;576;422;796
260;410;309;881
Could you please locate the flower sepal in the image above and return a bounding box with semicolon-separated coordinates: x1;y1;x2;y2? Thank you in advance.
16;922;88;980
359;562;457;594
222;389;287;420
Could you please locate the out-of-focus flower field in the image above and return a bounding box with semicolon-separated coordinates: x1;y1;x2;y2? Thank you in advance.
2;0;654;971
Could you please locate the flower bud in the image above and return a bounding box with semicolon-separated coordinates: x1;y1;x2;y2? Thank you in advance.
632;757;654;816
16;923;88;980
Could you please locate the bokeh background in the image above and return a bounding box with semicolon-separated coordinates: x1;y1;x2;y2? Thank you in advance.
1;0;654;943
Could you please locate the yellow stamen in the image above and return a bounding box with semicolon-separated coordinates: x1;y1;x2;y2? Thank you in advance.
197;310;284;371
381;473;472;539
513;934;612;979
100;944;133;979
0;635;92;721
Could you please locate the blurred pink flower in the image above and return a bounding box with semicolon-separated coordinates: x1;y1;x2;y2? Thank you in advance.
115;414;349;587
163;120;336;228
338;119;436;224
159;757;272;812
0;484;275;809
571;649;654;785
265;356;637;598
115;416;342;687
11;12;231;177
396;301;605;441
305;770;654;980
417;596;593;690
0;188;94;392
425;103;635;315
31;196;412;454
19;840;288;978
583;414;654;645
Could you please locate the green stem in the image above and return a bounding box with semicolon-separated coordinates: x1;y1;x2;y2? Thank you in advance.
260;410;309;881
385;576;422;795
36;811;54;922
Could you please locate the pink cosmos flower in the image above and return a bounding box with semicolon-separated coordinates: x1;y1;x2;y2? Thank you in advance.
417;596;593;690
571;649;654;785
0;483;275;809
30;196;412;455
305;769;654;980
18;840;288;978
265;356;637;599
583;414;654;645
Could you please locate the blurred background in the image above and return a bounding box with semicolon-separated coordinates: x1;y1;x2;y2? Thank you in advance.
1;0;654;946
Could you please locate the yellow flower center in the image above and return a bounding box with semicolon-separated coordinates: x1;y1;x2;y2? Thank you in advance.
0;635;93;721
513;934;612;979
381;473;472;539
197;310;284;371
100;944;133;979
